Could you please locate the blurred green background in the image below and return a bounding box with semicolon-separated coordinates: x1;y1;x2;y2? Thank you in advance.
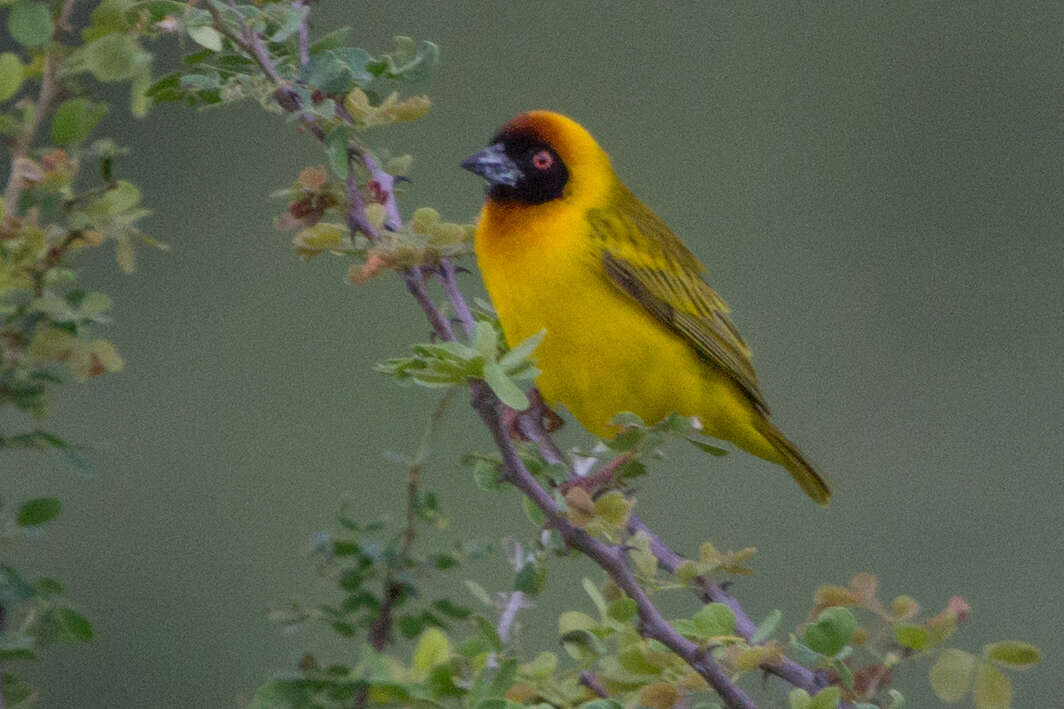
7;2;1062;706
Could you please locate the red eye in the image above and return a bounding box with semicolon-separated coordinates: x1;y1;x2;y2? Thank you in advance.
531;150;554;170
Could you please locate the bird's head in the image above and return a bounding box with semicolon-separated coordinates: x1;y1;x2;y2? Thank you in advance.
461;111;612;206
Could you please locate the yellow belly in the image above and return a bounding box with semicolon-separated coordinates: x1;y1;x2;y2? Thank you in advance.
475;204;777;462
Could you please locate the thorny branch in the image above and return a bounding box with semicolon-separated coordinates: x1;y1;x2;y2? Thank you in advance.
2;4;68;216
209;5;849;705
469;378;758;709
370;390;454;650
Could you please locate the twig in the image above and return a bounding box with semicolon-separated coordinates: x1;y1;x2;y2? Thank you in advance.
469;380;757;709
626;514;839;700
56;0;79;32
579;670;608;698
63;179;118;209
402;269;454;341
486;588;527;668
3;52;60;216
359;151;402;231
293;0;310;67
439;259;476;340
369;390;454;649
344;158;380;243
496;590;524;644
32;230;84;296
222;0;285;84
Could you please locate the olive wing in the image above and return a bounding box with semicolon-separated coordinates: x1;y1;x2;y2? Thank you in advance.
587;195;768;413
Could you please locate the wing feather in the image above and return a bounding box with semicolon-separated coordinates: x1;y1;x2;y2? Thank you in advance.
587;188;769;412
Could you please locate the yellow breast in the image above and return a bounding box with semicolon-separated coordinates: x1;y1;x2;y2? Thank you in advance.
475;197;725;439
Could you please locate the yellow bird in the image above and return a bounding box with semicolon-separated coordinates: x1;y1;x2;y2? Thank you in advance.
461;111;830;505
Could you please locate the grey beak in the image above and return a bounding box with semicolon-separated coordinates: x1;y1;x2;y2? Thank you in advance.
461;143;520;187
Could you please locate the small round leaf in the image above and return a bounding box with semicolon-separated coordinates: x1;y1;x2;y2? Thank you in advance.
692;603;735;638
929;648;976;702
973;661;1012;709
804;606;856;657
51;98;109;146
984;640;1041;670
8;1;53;48
0;53;25;101
893;622;929;650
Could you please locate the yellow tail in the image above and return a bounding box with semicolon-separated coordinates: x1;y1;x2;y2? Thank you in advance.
754;418;831;506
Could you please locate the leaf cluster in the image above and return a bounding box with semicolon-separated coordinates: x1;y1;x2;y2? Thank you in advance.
0;497;93;709
378;322;543;411
2;1;167;703
777;573;1042;708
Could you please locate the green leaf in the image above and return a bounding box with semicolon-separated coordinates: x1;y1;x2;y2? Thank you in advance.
472;614;502;651
324;125;350;177
482;361;528;410
498;329;545;371
558;610;597;635
521;495;545;527
0;647;36;661
581;577;607;617
302;48;371;93
893;622;929;651
472;459;502;491
513;562;539;595
0;564;37;605
606;597;637;624
76;33;150;82
577;701;623;709
53;607;94;641
332;48;372;84
984;640;1041;670
610;411;645;427
187;24;223;51
829;656;854;690
807;686;841;709
751;609;782;644
686;437;729;456
129;61;151;117
369;36;438;81
8;1;52;48
473;321;498;359
268;4;308;42
0;53;24;101
16;497;61;526
804;606;856;657
691;603;735;638
431;599;470;620
51;98;109;146
412;627;451;674
929;648;977;702
308;25;351;53
1;673;35;706
464;580;493;607
788;689;812;709
488;657;519;697
886;689;905;709
35;577;64;594
973;661;1011;709
84;0;134;39
560;628;605;661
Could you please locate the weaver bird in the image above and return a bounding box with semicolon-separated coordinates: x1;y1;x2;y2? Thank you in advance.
461;111;830;505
